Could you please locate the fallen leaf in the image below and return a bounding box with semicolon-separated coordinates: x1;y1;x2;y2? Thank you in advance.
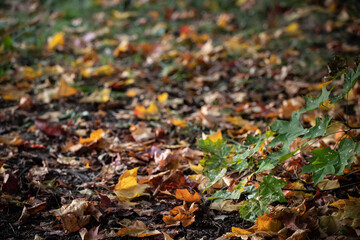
170;118;186;128
53;79;79;99
48;32;65;50
175;189;201;203
134;102;159;120
317;179;340;190
79;129;105;144
80;89;112;103
79;226;105;240
162;203;198;227
207;130;222;142
35;119;65;137
117;220;160;237
285;23;301;36
210;200;242;212
0;132;23;145
114;168;149;202
157;92;168;103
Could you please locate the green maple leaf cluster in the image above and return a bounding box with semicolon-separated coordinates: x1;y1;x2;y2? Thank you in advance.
199;64;360;222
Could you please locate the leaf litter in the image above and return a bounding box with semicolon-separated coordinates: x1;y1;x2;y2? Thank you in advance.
1;0;360;239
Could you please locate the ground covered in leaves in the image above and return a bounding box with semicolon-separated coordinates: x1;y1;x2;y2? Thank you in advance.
1;0;360;239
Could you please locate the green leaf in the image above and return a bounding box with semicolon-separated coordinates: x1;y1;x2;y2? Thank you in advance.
338;138;356;169
330;64;360;104
204;168;227;191
198;138;232;172
302;138;356;185
302;116;332;140
257;148;290;172
258;174;287;203
268;111;307;149
239;198;269;222
232;157;248;172
300;86;332;113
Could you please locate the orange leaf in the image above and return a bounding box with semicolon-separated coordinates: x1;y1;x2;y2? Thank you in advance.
162;203;198;227
175;189;201;203
231;226;252;235
134;102;159;120
0;132;23;145
256;213;283;232
207;130;222;142
170;118;186;128
53;79;79;99
79;129;105;144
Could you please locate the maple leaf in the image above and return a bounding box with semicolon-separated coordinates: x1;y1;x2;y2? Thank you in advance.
175;189;201;203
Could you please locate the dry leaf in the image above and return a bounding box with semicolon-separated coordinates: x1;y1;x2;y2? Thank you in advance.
114;168;149;202
53;79;79;99
175;189;201;203
79;129;105;144
48;32;65;50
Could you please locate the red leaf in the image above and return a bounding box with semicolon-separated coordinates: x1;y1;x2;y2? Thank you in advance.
35;119;65;136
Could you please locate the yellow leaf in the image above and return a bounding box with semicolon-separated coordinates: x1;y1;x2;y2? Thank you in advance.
48;32;65;50
226;116;249;127
207;130;222;142
93;65;115;76
285;23;301;36
157;92;168;103
134;102;159;120
127;90;136;97
189;162;203;174
22;66;43;80
170;118;186;128
80;88;112;103
114;168;149;202
112;10;137;20
53;79;79;99
175;189;201;203
320;99;334;110
115;168;139;191
79;129;105;144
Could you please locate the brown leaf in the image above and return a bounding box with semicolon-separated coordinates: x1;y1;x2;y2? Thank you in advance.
79;226;105;240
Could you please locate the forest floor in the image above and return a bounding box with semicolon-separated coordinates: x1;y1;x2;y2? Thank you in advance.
1;0;360;239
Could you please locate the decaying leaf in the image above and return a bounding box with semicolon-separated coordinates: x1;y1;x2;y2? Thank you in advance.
117;220;160;237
